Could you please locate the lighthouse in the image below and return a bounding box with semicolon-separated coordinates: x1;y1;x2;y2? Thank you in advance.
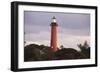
50;16;59;52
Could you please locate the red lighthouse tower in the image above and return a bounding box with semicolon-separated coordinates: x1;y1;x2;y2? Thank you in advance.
50;16;58;52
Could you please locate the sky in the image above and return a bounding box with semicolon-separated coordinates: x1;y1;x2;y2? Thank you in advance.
24;11;90;51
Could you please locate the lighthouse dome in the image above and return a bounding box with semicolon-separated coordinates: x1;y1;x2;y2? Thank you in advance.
51;16;56;23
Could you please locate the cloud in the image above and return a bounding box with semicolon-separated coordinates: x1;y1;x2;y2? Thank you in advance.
58;27;90;36
25;30;90;51
24;11;90;50
24;11;90;35
58;33;90;50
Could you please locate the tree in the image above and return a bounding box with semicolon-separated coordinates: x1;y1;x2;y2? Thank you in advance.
24;44;54;61
83;41;89;49
60;45;64;49
77;41;90;58
78;41;89;49
55;48;85;60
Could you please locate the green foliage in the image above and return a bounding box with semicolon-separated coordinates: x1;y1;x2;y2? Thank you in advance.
77;41;90;58
54;48;86;59
60;45;64;49
24;41;90;62
24;44;54;61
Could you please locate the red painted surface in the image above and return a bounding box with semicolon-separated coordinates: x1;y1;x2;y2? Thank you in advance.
50;22;58;52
